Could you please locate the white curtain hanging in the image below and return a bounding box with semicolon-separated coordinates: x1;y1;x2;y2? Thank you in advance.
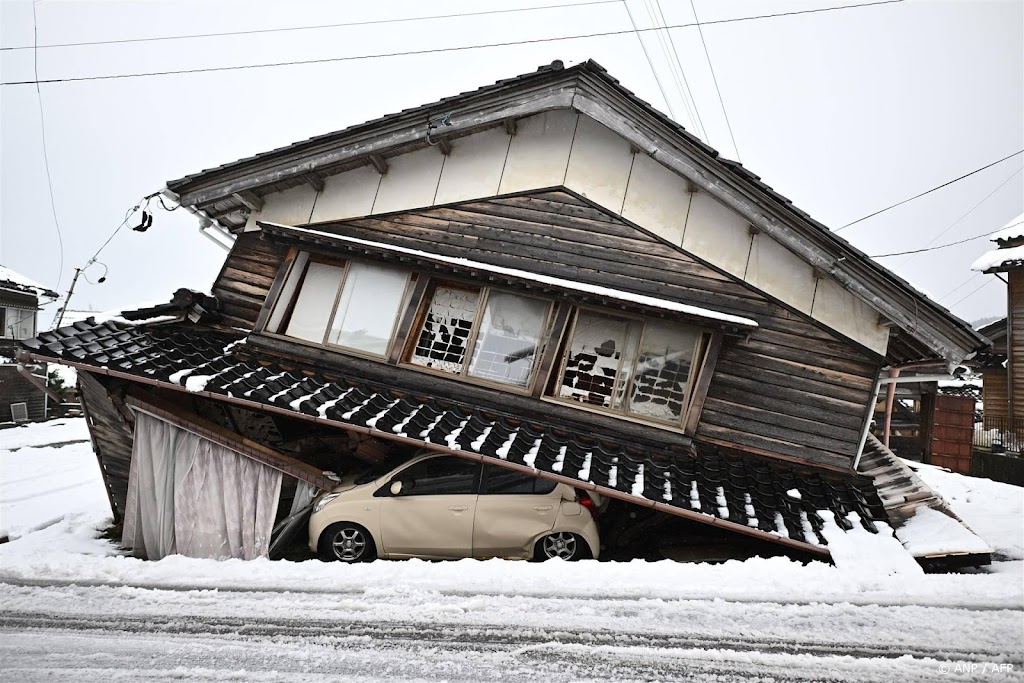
122;411;282;561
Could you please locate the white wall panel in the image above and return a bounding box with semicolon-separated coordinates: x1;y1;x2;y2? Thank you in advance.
257;184;319;226
812;277;890;355
680;192;752;277
434;127;511;205
371;146;445;215
564;116;634;213
309;165;382;223
497;110;578;194
745;234;816;314
620;153;692;246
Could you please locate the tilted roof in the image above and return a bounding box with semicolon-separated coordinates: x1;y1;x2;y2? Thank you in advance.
20;317;886;557
164;59;986;367
0;264;58;299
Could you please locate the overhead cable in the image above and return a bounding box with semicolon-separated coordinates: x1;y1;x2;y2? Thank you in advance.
1;0;907;86
834;151;1024;231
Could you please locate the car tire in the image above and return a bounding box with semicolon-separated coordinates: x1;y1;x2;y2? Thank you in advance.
318;523;377;563
534;532;588;561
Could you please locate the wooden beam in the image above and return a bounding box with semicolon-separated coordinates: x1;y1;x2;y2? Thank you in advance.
231;190;264;213
125;392;336;491
504;118;518;136
369;154;389;176
304;173;325;193
436;137;452;156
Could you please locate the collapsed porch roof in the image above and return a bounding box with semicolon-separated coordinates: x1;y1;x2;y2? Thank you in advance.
20;318;888;558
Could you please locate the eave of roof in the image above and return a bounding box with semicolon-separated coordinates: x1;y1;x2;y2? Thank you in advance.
259;220;758;331
164;59;988;367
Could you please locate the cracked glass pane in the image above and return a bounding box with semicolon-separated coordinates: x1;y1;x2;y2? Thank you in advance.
410;286;480;373
626;320;697;422
468;291;548;387
558;312;629;408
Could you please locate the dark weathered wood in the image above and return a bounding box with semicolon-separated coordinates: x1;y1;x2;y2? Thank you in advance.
78;372;135;520
388;274;431;365
210;233;289;329
684;333;722;435
369;154;388;175
254;246;297;333
531;302;573;399
287;191;881;470
232;190;264;213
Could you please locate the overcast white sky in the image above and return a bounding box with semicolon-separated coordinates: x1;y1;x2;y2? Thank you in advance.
1;0;1021;328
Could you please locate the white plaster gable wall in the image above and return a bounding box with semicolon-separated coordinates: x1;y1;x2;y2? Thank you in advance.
745;232;817;315
497;110;579;194
433;126;512;206
309;165;381;223
371;145;445;215
245;110;889;356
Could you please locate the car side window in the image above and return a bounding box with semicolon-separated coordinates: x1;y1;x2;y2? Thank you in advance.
395;457;480;496
481;465;558;495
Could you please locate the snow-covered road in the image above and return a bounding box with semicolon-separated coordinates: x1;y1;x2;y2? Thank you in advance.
2;577;1021;682
1;419;1022;681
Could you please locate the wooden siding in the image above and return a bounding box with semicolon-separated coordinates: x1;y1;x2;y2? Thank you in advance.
310;190;879;469
211;233;289;329
1009;270;1024;421
79;372;135;521
0;365;47;421
982;368;1008;427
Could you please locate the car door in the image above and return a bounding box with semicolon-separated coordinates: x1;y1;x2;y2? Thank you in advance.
473;465;561;558
378;456;480;558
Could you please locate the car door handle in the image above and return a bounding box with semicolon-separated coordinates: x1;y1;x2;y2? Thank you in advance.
533;505;553;511
448;505;468;512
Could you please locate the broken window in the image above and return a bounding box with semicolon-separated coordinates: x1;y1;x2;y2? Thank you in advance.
556;310;705;428
268;252;411;356
409;285;551;389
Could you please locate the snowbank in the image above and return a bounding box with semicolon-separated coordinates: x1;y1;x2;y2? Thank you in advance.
1;419;1022;612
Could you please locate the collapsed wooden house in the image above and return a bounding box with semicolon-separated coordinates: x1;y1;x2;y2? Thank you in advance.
19;60;993;565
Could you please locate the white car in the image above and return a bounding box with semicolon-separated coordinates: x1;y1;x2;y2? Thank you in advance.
309;452;601;562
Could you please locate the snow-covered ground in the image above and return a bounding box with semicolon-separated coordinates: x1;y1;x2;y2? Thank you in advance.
1;419;1022;681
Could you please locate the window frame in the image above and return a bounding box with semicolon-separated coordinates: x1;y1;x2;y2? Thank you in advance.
262;251;416;361
401;279;556;394
549;306;712;431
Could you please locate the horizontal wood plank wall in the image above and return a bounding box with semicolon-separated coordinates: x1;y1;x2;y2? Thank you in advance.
1009;270;1024;422
78;372;135;521
317;190;878;469
0;366;47;420
211;233;290;329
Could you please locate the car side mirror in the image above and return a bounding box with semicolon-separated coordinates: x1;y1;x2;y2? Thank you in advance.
390;480;403;496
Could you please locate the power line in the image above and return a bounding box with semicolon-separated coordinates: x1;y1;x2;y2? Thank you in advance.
0;1;621;51
32;1;64;293
938;273;982;302
652;0;708;141
946;277;999;309
834;150;1024;231
894;165;1023;268
871;229;1001;258
1;0;906;86
623;0;678;121
689;0;741;161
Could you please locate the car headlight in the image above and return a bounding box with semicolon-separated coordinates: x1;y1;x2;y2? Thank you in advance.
313;492;341;513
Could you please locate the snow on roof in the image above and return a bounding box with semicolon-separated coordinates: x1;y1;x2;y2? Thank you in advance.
989;212;1024;243
971;243;1024;272
895;505;991;558
0;265;57;299
260;222;759;329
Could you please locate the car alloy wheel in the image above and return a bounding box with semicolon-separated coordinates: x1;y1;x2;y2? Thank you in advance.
540;532;582;560
323;524;374;562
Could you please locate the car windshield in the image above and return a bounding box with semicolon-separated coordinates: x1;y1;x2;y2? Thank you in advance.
353;452;417;485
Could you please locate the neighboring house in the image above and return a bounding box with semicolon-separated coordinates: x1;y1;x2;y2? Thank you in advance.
973;214;1024;423
1;265;58;422
19;60;992;566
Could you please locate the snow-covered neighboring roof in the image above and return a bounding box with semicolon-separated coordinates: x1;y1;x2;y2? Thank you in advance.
989;212;1024;243
971;243;1024;273
260;221;759;329
0;265;58;299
